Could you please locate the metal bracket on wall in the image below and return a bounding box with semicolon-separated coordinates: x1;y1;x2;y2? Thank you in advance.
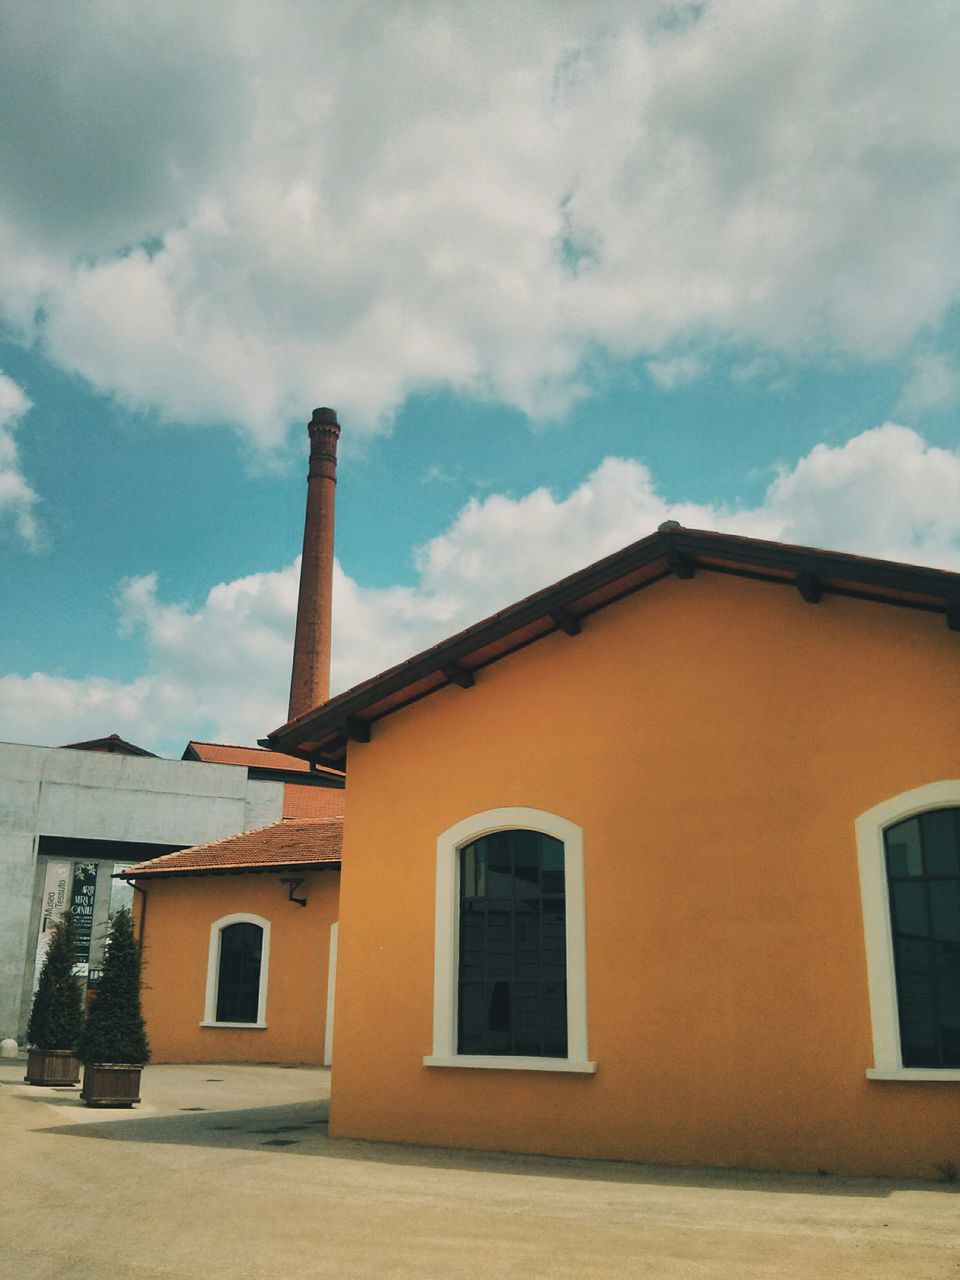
279;876;307;907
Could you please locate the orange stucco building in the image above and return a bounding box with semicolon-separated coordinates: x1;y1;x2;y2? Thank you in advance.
267;525;960;1179
124;816;341;1065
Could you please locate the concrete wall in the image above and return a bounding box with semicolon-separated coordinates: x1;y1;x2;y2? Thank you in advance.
0;742;284;1042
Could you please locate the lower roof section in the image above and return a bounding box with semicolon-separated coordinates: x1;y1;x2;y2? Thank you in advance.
119;816;342;879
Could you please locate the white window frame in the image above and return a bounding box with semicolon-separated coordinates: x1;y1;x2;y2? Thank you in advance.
323;921;338;1067
423;807;595;1074
856;781;960;1081
200;912;271;1029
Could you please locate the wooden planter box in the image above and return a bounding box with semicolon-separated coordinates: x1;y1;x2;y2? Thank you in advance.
24;1048;81;1086
80;1062;143;1108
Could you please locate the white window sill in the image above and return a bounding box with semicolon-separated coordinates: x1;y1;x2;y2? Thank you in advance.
423;1054;596;1074
867;1067;960;1081
199;1021;268;1030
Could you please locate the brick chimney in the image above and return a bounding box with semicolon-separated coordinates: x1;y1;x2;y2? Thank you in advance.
288;407;341;720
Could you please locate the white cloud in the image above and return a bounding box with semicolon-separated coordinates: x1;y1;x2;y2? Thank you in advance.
897;353;960;416
646;354;706;390
1;423;958;753
0;372;40;548
761;425;960;568
1;2;960;442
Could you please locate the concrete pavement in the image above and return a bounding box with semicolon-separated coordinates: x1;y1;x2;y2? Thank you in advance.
1;1059;958;1278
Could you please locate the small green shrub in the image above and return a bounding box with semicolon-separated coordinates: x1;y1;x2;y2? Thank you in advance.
78;908;150;1065
26;911;84;1051
936;1160;959;1183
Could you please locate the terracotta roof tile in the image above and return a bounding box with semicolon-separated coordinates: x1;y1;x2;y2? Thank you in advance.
282;782;345;819
121;817;342;878
183;740;343;779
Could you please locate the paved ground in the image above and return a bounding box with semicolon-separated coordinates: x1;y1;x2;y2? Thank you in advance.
1;1059;958;1279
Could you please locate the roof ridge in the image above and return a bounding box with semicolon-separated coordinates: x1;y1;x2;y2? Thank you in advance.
280;814;342;822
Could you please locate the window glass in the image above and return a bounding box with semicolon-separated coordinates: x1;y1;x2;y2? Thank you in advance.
922;809;960;876
216;922;263;1023
884;808;960;1067
885;817;922;877
932;882;960;943
458;830;567;1057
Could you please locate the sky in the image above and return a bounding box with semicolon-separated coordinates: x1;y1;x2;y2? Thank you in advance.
1;0;960;757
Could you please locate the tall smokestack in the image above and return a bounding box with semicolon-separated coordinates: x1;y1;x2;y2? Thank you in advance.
288;407;340;720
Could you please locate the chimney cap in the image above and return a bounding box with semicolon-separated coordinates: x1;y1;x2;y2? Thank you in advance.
311;406;339;426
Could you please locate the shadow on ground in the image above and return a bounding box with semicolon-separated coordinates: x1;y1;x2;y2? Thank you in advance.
31;1096;957;1200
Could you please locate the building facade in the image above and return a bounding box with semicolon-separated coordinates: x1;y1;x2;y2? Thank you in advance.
268;526;960;1178
121;818;341;1064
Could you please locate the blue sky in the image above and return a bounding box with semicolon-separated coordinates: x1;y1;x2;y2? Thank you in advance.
1;2;959;755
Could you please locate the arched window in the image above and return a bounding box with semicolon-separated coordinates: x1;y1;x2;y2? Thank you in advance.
216;922;264;1023
458;829;567;1057
856;783;960;1080
883;808;960;1068
202;913;270;1029
425;807;594;1074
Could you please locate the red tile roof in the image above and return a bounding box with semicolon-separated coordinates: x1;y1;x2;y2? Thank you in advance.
266;524;960;768
183;740;344;778
282;782;345;819
120;817;342;878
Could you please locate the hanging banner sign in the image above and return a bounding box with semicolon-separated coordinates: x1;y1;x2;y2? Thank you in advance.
32;859;72;991
70;862;99;972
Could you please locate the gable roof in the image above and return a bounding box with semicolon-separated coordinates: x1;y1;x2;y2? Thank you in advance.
118;817;342;879
182;739;344;782
265;525;960;769
61;734;157;757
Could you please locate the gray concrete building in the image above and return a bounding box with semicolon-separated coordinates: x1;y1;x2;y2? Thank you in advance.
0;738;286;1043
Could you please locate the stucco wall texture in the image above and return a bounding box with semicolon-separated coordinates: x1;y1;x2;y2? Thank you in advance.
138;868;339;1064
329;571;960;1178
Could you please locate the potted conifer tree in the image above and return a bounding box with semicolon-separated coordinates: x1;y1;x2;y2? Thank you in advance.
79;907;150;1107
25;910;84;1086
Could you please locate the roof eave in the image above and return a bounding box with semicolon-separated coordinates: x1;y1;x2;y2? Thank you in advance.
119;859;341;880
265;527;960;768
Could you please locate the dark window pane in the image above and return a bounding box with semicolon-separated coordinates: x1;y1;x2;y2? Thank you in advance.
930;881;960;943
459;904;485;981
895;938;938;1066
458;831;566;1057
513;830;541;889
886;817;922;876
885;808;960;1068
542;838;565;894
542;983;568;1056
458;983;485;1054
513;982;542;1054
922;809;960;876
216;923;262;1023
485;981;512;1052
486;832;512;876
938;964;960;1067
462;845;479;898
890;881;929;938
